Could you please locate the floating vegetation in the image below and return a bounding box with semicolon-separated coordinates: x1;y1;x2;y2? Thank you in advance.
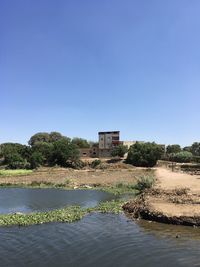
0;206;86;227
96;200;125;214
0;200;125;227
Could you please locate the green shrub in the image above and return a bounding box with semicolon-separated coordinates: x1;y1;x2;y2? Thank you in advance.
111;145;128;158
169;151;193;163
91;159;101;168
6;154;30;169
135;175;155;191
126;142;164;167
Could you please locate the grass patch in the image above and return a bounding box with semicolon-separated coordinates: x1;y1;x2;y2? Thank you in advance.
0;170;33;177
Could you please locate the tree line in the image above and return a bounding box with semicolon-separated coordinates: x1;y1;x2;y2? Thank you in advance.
0;131;199;169
0;132;92;169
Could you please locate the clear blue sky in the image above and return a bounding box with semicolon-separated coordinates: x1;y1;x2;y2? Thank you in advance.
1;0;200;146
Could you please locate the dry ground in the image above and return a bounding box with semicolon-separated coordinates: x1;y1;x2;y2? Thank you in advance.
145;168;200;218
123;167;200;225
0;166;153;187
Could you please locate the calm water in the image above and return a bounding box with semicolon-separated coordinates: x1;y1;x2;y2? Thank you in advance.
0;188;117;213
0;189;200;267
0;214;200;267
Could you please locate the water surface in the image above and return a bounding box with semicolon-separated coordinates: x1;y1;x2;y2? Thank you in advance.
0;188;116;214
0;214;200;267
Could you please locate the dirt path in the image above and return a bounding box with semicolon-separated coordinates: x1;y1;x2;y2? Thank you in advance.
155;167;200;193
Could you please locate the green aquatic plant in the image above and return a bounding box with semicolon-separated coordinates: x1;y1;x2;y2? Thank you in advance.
96;200;125;214
0;199;126;227
0;206;86;227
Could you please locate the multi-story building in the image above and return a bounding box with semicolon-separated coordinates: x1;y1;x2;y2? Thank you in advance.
98;131;120;157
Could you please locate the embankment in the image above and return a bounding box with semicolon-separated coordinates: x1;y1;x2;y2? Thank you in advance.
123;168;200;226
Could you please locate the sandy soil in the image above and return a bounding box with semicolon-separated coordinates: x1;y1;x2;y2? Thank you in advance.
155;168;200;193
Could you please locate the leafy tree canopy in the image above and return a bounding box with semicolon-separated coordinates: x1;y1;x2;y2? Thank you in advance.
166;144;182;154
190;142;200;156
126;142;164;167
71;138;90;148
49;138;80;167
28;132;69;146
169;151;193;163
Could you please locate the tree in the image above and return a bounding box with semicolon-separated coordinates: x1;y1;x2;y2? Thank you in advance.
166;144;182;154
49;138;80;167
29;151;45;169
111;145;128;158
190;142;200;156
183;146;192;153
28;132;70;146
71;138;90;148
126;142;163;167
28;132;50;146
31;142;53;164
5;153;30;169
49;132;64;142
169;151;193;163
0;143;31;167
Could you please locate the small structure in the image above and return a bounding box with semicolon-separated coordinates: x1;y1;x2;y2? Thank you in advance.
79;146;99;158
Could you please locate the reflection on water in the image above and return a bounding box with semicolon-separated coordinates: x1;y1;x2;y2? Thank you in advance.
0;188;117;214
0;214;200;267
138;219;200;241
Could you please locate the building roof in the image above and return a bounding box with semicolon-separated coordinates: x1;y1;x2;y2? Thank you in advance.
98;131;120;135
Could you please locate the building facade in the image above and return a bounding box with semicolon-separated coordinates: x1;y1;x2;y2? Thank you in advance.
98;131;120;157
79;147;99;158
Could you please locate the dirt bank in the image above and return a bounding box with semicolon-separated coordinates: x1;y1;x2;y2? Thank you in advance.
123;167;200;226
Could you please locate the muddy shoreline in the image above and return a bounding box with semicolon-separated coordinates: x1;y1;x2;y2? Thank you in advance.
123;190;200;226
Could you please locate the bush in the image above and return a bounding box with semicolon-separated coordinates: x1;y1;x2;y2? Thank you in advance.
6;153;30;169
135;175;155;191
67;160;86;169
111;145;128;158
193;156;200;163
91;159;101;168
126;142;164;167
169;151;193;163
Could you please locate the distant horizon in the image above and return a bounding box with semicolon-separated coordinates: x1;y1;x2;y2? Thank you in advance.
1;0;200;147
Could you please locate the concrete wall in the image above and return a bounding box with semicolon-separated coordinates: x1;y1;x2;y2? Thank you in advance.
79;147;99;158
